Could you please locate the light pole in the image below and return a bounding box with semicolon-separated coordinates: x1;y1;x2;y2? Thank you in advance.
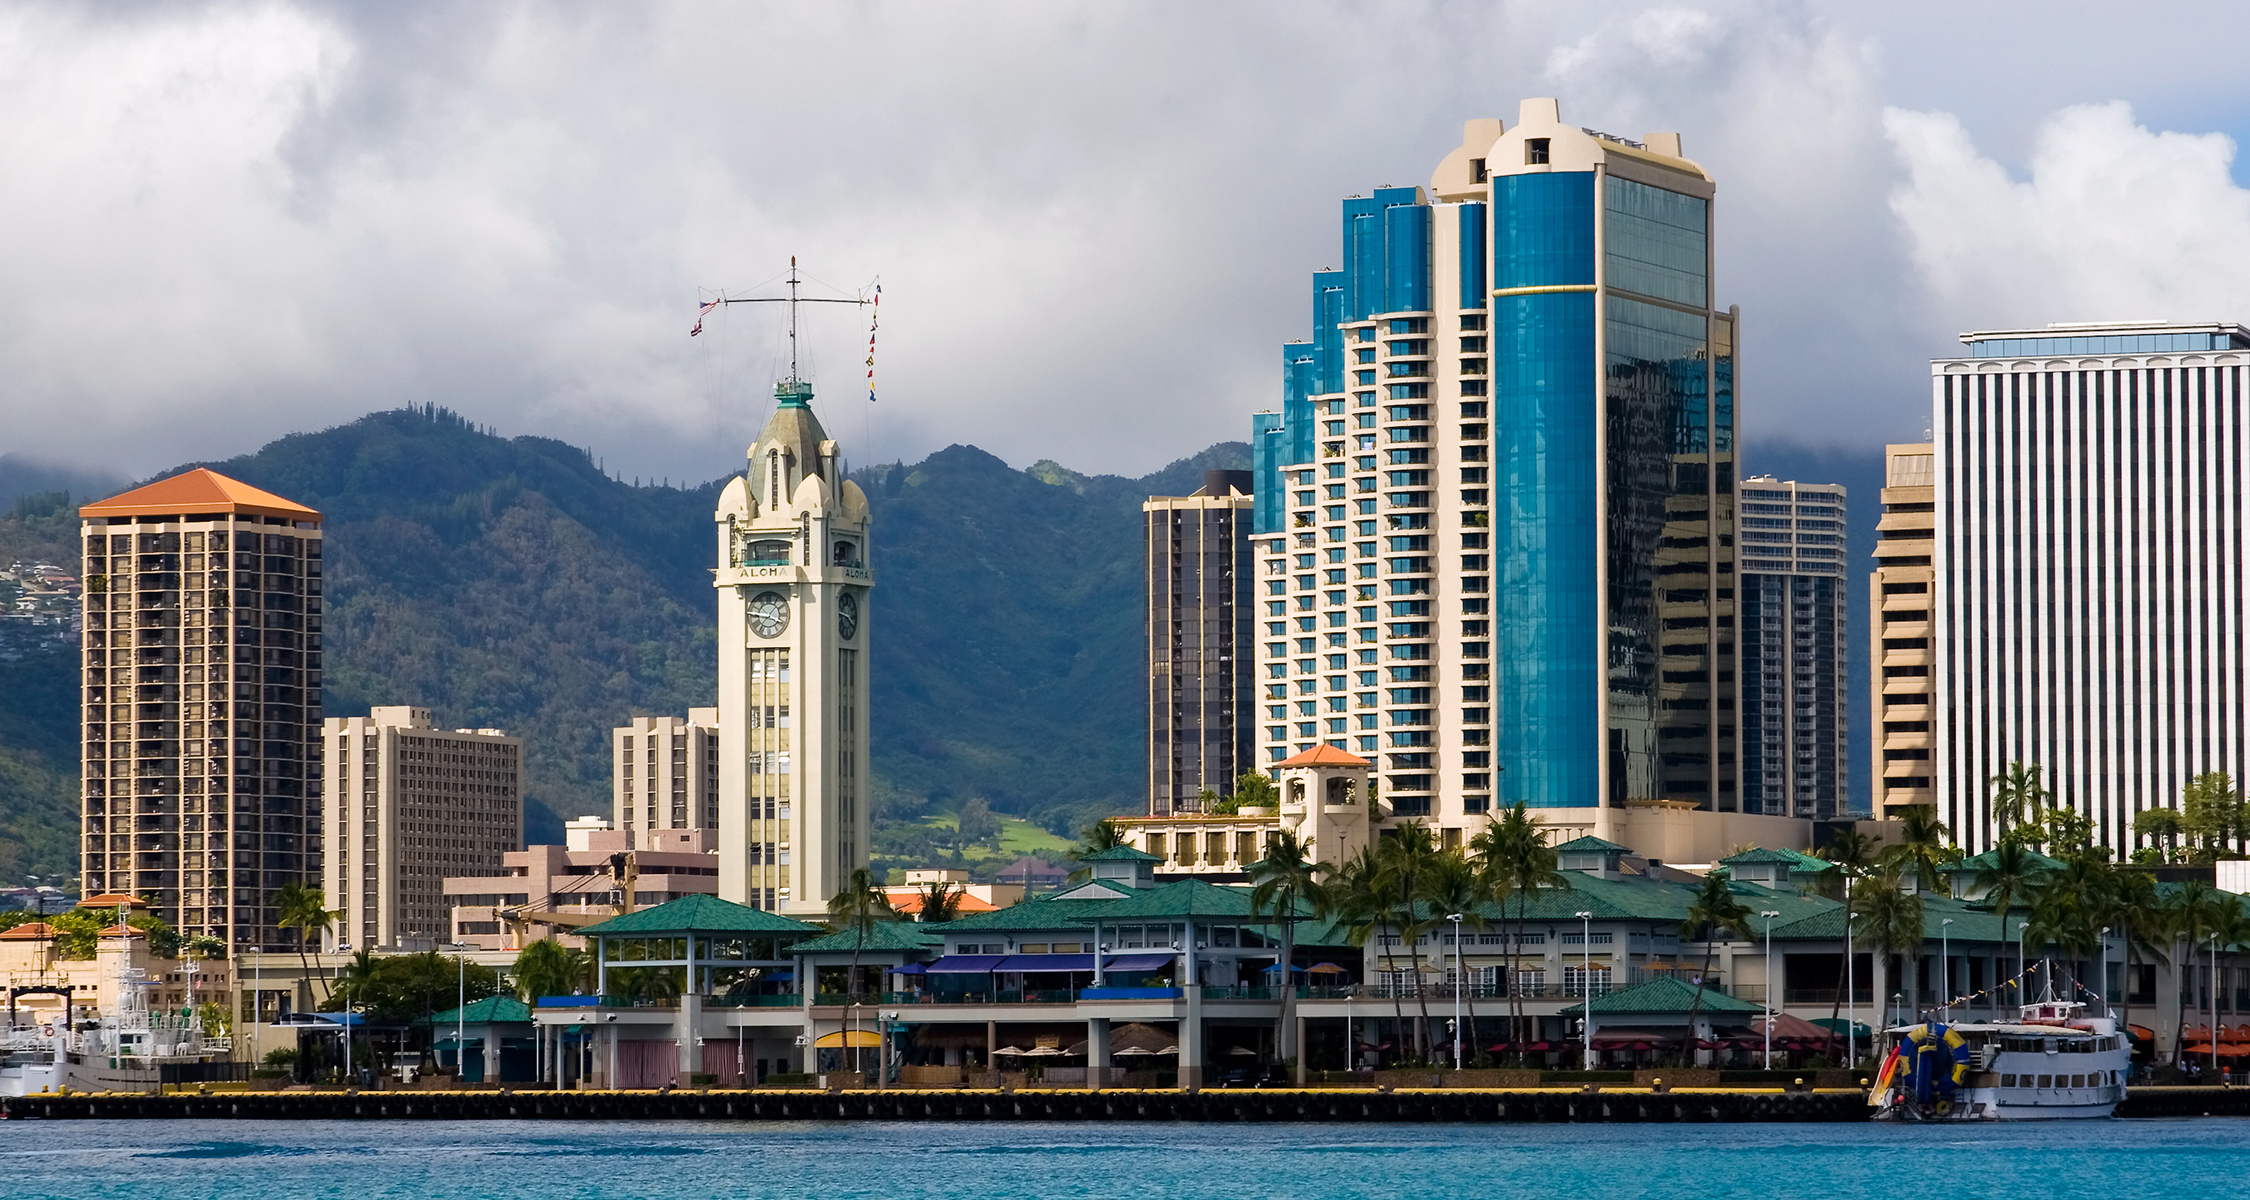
1446;913;1464;1071
2211;932;2222;1080
1759;911;1781;1069
1575;911;1594;1069
337;943;352;1084
1845;908;1859;1068
451;943;471;1081
2015;918;2030;1008
1939;918;1955;1021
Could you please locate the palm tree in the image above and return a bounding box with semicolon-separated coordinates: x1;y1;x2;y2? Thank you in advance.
273;881;337;1004
1813;829;1879;1060
1814;828;1879;901
2110;867;2169;1057
912;879;966;924
1416;847;1493;1068
1472;802;1568;1062
827;867;897;1077
1679;868;1754;1050
1851;866;1925;1025
1332;844;1409;1065
1246;829;1329;1071
1974;842;2052;1007
1073;819;1128;859
1987;762;2049;847
1882;806;1956;893
515;937;592;1002
2168;881;2228;1063
1374;822;1443;1062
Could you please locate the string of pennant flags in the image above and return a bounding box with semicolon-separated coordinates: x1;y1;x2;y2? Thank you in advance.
865;283;880;402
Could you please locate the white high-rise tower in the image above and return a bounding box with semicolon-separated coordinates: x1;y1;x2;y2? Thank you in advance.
713;373;874;915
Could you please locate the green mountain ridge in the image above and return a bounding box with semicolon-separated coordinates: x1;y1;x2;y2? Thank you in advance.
0;405;1246;886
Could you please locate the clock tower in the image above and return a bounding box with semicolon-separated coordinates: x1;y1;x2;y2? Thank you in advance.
713;377;873;915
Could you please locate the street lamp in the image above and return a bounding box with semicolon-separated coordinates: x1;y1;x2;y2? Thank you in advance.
1574;911;1594;1069
336;943;353;1084
1759;911;1781;1069
451;943;473;1081
2015;918;2031;1009
1446;913;1464;1071
1939;918;1955;1022
1845;910;1861;1068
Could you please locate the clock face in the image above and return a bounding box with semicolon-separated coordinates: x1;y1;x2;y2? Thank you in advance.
747;590;789;639
838;590;859;640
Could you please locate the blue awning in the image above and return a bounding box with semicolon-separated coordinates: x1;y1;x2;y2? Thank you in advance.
890;963;928;976
997;954;1097;972
1103;953;1177;972
926;954;1010;973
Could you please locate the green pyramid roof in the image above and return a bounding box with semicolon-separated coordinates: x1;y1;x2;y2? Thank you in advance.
789;922;945;954
1945;847;2066;874
1553;835;1630;854
574;894;824;937
1557;974;1764;1016
1099;878;1303;921
418;995;532;1027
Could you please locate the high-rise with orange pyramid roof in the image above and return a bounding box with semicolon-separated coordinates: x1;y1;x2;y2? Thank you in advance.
79;467;324;952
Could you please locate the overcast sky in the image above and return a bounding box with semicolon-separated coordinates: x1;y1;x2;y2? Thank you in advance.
8;0;2250;486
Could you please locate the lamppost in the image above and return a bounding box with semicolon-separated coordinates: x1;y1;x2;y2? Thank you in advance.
1759;911;1781;1069
1939;917;1955;1021
336;942;352;1084
2211;932;2222;1080
1446;913;1464;1071
451;943;472;1081
1845;908;1859;1068
2015;918;2031;1008
1574;911;1593;1069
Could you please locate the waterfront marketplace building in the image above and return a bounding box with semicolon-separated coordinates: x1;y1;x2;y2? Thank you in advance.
496;845;2181;1090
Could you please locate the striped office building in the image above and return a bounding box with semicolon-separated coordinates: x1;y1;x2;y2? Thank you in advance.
1934;321;2250;853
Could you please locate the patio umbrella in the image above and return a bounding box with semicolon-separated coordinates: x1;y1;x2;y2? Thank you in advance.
2128;1025;2156;1042
2185;1043;2220;1056
1307;963;1348;974
1225;1045;1258;1056
993;1045;1030;1056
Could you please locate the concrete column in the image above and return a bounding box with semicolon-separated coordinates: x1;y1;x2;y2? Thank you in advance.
1181;991;1204;1090
986;1019;998;1087
1086;1017;1109;1091
605;1024;619;1088
483;1025;500;1084
680;936;700;1083
1294;1014;1308;1086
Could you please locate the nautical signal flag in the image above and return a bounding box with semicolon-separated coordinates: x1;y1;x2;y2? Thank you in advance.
865;284;881;401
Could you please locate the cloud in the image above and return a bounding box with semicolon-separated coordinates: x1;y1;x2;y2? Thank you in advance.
6;1;2248;487
1885;100;2250;332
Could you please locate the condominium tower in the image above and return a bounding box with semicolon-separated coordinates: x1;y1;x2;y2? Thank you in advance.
614;710;721;836
1738;477;1848;818
1252;99;1739;833
1144;471;1253;815
78;468;323;951
1870;444;1936;815
1934;322;2250;852
321;706;522;949
712;372;873;915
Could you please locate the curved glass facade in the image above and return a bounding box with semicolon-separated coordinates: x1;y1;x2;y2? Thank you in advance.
1493;288;1599;806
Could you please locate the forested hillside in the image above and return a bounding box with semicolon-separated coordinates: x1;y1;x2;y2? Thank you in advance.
0;405;1245;885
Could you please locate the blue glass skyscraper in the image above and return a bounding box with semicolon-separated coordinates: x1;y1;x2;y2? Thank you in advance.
1253;99;1740;832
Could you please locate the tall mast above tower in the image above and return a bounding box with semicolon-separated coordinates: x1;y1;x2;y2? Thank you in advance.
701;256;871;408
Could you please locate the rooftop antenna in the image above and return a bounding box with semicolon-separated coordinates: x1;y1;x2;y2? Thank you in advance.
693;257;871;407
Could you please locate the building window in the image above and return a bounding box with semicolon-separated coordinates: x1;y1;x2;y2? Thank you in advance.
1525;138;1550;165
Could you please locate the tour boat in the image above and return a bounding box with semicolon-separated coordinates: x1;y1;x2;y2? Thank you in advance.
1872;995;2130;1120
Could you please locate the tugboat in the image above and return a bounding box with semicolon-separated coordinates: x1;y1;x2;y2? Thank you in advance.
1872;990;2131;1120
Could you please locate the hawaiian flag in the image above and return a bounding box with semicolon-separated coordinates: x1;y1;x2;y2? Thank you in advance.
690;297;722;337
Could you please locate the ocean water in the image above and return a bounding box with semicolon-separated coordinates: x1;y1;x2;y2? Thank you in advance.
4;1119;2248;1200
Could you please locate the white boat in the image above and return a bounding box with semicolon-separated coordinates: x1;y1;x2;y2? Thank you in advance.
1873;996;2131;1121
0;964;232;1096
